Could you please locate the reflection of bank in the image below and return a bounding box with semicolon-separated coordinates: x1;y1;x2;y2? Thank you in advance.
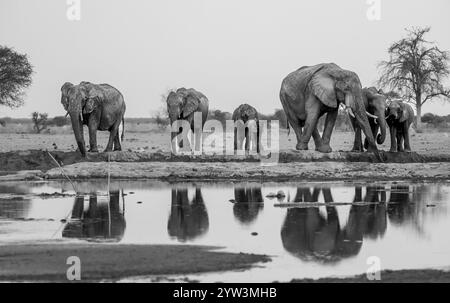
233;187;264;225
168;188;209;242
62;190;126;242
0;185;32;219
281;186;387;263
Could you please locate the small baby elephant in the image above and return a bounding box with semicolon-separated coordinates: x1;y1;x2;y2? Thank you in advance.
386;100;414;152
232;103;260;153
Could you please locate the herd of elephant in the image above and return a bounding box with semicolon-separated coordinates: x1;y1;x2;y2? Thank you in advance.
56;185;418;263
61;63;414;158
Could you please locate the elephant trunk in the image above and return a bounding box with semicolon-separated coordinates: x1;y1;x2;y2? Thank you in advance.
69;111;86;157
348;93;382;161
377;112;387;145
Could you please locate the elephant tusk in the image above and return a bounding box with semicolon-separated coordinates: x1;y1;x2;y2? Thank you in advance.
346;107;355;118
366;111;379;120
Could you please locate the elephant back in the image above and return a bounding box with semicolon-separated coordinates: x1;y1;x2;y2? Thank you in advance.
281;63;339;101
232;103;258;122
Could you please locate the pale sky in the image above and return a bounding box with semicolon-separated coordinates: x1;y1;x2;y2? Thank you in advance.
1;0;449;118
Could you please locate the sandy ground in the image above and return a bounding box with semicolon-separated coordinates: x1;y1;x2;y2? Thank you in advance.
0;243;269;282
1;129;449;154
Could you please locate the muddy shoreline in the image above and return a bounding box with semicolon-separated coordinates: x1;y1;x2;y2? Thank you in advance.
40;161;450;182
0;243;269;282
1;150;450;182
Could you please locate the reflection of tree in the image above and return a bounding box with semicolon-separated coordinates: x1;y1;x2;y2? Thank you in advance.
386;184;445;236
168;188;209;242
233;187;264;225
62;190;126;242
281;186;387;263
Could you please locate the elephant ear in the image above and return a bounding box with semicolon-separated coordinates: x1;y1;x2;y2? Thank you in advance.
399;103;409;123
61;82;74;110
181;95;200;118
309;74;338;108
83;97;99;114
80;82;104;114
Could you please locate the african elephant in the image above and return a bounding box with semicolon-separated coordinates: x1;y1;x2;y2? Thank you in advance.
232;104;260;153
62;190;126;241
350;87;388;151
61;81;126;157
280;63;381;159
167;187;209;242
386;100;414;152
166;88;209;152
232;186;264;225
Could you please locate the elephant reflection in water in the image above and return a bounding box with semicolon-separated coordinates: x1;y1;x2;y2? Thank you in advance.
281;186;387;263
233;187;264;225
387;185;415;225
168;188;209;242
62;190;126;242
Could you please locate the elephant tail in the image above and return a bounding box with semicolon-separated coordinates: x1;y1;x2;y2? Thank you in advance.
121;117;125;142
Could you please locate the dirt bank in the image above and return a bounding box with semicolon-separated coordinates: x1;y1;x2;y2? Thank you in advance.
0;243;269;282
1;149;450;172
2;149;450;181
291;269;450;283
43;161;450;181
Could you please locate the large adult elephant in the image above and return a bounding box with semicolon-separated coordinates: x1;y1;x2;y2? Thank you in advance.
166;88;209;152
61;81;126;157
232;103;260;153
350;87;388;151
280;63;381;159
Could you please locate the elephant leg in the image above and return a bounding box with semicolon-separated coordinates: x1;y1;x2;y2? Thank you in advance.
364;123;378;150
312;128;322;151
88;119;99;153
234;127;238;152
193;125;202;154
105;120;121;152
245;127;250;152
397;130;404;152
298;99;320;150
403;124;411;152
389;126;397;152
113;133;122;151
178;127;184;148
256;122;260;154
171;131;178;154
318;110;337;153
285;115;303;150
351;119;363;152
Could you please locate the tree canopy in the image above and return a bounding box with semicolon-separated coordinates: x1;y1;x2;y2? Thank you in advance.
0;46;33;108
377;27;450;128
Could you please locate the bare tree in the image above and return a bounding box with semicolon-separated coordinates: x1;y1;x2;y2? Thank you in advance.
152;89;173;130
0;46;33;109
378;27;450;130
31;112;48;133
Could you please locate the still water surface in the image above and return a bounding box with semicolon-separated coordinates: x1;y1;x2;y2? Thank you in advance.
0;180;449;282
